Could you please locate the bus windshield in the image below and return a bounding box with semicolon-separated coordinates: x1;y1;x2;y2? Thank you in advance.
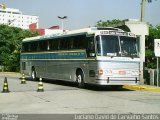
96;35;139;57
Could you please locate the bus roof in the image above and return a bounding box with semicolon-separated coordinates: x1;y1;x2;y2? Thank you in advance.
22;27;131;42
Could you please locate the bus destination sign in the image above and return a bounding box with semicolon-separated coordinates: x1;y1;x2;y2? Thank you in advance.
100;31;135;37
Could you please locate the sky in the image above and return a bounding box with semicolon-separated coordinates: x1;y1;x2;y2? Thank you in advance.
1;0;160;30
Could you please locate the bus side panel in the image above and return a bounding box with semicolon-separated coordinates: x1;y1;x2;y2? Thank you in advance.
20;60;32;76
32;60;47;78
46;60;87;82
86;60;97;83
46;60;73;80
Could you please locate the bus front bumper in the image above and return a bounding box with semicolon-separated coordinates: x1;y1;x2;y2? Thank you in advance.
93;77;140;85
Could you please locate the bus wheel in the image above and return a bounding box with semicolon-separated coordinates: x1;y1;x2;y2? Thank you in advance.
31;69;37;80
77;71;85;88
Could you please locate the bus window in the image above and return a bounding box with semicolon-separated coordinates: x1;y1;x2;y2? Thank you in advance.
67;37;73;50
28;43;31;52
120;36;139;57
72;35;86;49
96;35;120;57
38;41;47;51
30;42;37;52
70;37;74;49
49;39;59;51
47;40;50;51
86;36;95;57
96;36;102;56
22;43;29;52
59;37;71;50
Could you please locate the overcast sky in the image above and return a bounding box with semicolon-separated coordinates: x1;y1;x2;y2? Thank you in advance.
1;0;160;30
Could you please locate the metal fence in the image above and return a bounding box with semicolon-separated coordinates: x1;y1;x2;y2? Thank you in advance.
144;69;160;87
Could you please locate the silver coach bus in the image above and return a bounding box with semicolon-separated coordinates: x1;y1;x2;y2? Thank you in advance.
20;27;140;88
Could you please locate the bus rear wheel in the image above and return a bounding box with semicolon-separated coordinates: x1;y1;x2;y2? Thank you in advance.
77;71;85;88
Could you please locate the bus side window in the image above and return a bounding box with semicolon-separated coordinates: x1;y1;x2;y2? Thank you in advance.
31;42;37;52
47;40;50;51
28;43;31;52
72;35;86;49
49;39;59;51
96;36;101;56
59;37;71;50
38;41;47;51
67;37;73;50
59;38;64;50
72;36;79;49
49;39;54;51
22;43;29;52
70;37;74;49
86;36;95;57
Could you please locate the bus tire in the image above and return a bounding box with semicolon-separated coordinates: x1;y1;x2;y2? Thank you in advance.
31;68;37;80
77;70;85;88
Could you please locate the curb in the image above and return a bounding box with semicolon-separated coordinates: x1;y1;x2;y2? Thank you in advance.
123;85;160;92
0;72;19;74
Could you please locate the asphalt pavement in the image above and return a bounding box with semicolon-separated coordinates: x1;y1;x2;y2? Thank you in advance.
0;73;160;120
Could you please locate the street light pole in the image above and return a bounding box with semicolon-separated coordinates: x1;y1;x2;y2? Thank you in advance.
140;0;146;22
61;19;64;31
140;0;153;22
57;16;67;31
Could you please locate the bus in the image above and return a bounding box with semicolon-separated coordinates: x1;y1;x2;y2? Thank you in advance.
20;27;140;88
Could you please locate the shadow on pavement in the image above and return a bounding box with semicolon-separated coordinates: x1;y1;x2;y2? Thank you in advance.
24;77;134;92
84;84;134;91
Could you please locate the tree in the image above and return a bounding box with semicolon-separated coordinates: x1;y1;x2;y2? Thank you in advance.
0;25;39;72
95;19;124;27
145;25;160;68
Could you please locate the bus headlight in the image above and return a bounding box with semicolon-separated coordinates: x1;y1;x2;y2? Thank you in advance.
98;69;113;76
98;69;103;75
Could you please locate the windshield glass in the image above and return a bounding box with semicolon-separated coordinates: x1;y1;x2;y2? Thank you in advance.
96;35;139;57
120;36;138;57
97;35;120;56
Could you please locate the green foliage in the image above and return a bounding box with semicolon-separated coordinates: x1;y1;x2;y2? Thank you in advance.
96;19;124;27
0;25;38;72
145;25;160;68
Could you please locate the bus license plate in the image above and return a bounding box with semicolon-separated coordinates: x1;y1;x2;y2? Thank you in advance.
119;71;126;75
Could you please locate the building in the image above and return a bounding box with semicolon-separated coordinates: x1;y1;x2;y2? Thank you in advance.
0;4;39;29
0;4;63;35
29;23;63;36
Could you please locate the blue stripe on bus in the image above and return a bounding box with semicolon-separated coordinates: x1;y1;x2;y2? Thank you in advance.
21;52;87;59
21;56;139;64
21;51;140;63
21;59;139;63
